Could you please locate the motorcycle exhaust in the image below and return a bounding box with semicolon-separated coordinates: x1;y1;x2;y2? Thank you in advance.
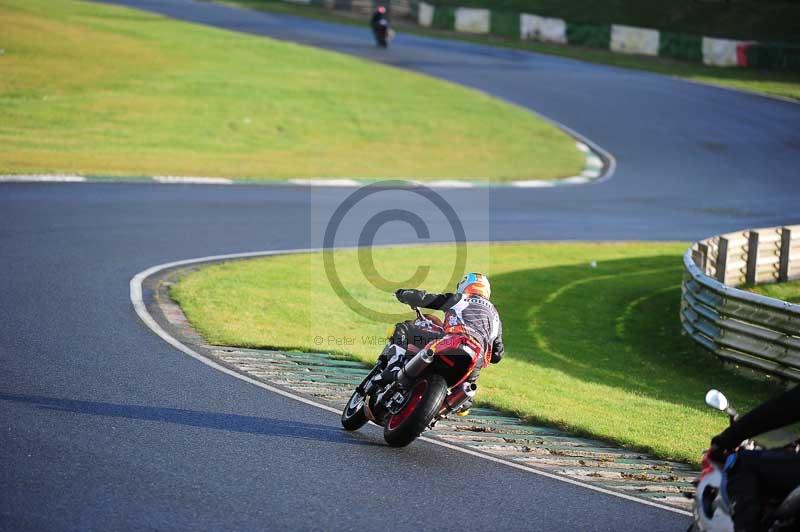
440;382;477;416
396;348;434;385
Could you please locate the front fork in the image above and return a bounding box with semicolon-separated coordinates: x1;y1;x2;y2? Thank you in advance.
355;342;395;395
356;363;384;396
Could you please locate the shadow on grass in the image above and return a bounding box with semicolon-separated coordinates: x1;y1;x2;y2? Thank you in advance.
0;393;377;446
491;254;782;414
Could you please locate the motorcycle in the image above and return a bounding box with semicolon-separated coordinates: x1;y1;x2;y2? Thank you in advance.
371;9;392;48
340;305;484;447
688;389;800;532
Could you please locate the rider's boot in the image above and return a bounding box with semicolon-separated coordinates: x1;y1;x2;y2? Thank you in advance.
376;342;394;366
372;344;407;386
455;400;472;417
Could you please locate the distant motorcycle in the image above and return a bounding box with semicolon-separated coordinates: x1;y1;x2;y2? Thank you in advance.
371;6;392;48
340;305;484;446
688;389;800;532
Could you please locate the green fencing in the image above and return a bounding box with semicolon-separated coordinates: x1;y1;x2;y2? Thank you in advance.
659;32;702;62
431;5;455;30
408;0;419;19
566;23;611;49
490;11;520;39
281;0;799;73
746;43;800;72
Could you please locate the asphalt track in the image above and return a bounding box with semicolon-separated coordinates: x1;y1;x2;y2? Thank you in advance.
1;1;799;530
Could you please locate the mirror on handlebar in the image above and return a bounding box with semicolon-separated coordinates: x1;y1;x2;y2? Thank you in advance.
705;389;729;412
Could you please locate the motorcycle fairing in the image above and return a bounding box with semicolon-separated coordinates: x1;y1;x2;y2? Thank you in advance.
427;334;483;388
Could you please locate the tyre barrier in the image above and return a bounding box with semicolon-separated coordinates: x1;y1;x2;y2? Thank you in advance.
681;225;800;381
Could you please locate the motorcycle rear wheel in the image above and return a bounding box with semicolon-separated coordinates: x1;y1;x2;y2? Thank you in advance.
383;374;447;447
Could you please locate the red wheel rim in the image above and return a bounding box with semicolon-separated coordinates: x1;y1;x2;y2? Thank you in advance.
387;380;427;430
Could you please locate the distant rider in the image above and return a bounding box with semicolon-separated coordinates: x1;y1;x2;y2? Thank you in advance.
378;273;504;410
709;385;800;531
370;5;390;48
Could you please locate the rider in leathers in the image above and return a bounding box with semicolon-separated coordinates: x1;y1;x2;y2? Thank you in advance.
380;273;504;393
370;6;389;47
709;385;800;531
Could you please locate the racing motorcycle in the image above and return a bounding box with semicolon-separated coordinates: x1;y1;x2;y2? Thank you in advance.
340;305;484;447
372;18;389;48
688;389;800;532
371;7;393;48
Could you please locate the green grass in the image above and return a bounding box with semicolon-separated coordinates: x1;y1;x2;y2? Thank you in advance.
217;0;800;101
747;280;800;304
0;0;582;181
171;242;784;463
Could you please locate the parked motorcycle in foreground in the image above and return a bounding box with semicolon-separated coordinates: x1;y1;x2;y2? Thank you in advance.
340;305;483;446
688;389;800;532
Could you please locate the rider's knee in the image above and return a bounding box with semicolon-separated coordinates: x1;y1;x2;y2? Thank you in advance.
391;320;412;346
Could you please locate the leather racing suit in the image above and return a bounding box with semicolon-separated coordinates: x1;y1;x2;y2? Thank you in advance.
386;289;504;383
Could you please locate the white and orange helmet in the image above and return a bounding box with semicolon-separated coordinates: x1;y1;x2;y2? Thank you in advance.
456;272;491;299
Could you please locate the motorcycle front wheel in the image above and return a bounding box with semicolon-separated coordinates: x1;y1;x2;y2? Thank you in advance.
383;374;447;447
341;389;369;431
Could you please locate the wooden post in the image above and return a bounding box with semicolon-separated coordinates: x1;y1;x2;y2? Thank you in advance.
779;227;792;282
698;242;710;274
746;230;759;285
716;237;729;283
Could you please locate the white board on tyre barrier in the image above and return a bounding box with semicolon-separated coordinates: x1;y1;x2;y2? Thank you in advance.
610;25;660;56
702;36;747;66
520;14;566;44
454;8;490;34
418;2;434;27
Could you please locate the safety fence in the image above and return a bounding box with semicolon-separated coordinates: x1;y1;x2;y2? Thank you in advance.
413;2;799;71
681;225;800;381
293;0;799;72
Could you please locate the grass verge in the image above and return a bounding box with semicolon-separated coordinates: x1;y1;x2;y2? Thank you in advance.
747;280;800;305
215;0;800;102
171;242;784;463
0;0;582;181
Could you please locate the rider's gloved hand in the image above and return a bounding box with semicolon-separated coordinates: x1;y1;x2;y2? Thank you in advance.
395;289;412;304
